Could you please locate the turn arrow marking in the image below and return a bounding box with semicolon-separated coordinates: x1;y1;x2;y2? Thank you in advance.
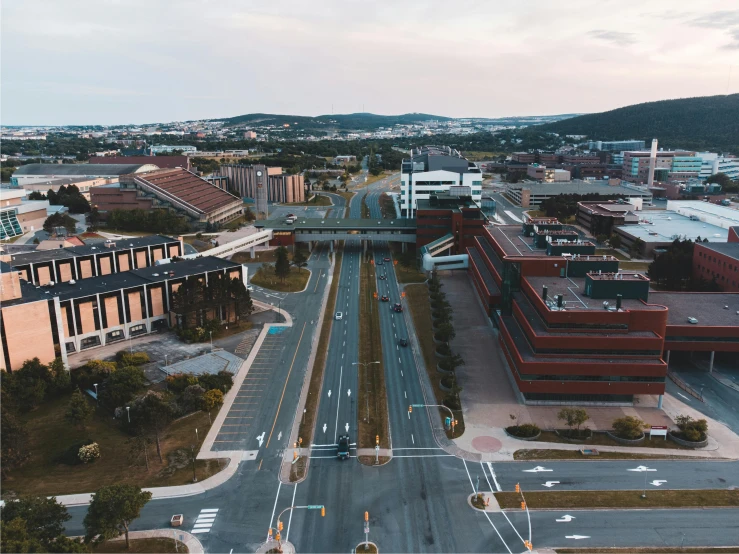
566;535;590;540
650;480;667;486
256;432;265;447
322;424;327;434
328;390;332;398
556;515;575;523
523;466;553;473
627;465;657;472
345;423;350;433
542;481;560;488
347;389;351;397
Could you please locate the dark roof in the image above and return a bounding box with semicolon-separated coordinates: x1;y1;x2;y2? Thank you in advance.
649;292;739;327
133;169;240;215
696;241;739;262
13;163;157;176
8;235;178;266
88;156;189;169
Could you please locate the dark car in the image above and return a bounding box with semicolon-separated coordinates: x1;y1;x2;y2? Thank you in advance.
381;295;390;302
379;275;387;280
337;435;350;460
399;338;408;347
376;259;383;266
393;303;403;312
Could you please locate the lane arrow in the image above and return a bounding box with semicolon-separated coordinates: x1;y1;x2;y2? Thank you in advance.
627;465;657;472
328;390;332;398
523;466;553;473
347;389;351;397
256;432;265;447
566;535;590;540
322;424;327;434
277;432;282;441
542;481;560;488
345;423;350;432
556;515;575;522
650;480;668;487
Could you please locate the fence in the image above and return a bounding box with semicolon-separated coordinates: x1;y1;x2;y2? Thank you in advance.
667;371;704;402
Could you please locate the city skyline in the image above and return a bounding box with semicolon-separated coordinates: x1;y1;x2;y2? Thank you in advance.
2;0;738;126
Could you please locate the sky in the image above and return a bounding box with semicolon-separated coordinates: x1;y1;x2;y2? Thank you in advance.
2;0;739;126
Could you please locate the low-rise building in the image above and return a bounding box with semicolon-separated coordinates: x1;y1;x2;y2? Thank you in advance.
22;176;117;200
576;200;640;236
217;164;305;203
693;239;739;292
88;155;190;171
526;165;570;182
504;180;651;208
0;189;50;239
11;163;159;187
589;140;646;151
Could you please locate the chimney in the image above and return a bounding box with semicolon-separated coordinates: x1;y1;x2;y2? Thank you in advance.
542;286;548;302
616;294;623;311
647;138;658;187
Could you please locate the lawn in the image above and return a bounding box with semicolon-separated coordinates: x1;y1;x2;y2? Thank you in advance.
250;266;310;292
2;394;226;497
620;261;651;271
182;236;214;253
531;431;692;450
293;250;343;481
494;489;739;510
294;195;332;207
405;284;465;438
93;538;188;553
513;449;700;461
231;245;306;264
379;193;396;219
357;253;390;456
390;244;425;284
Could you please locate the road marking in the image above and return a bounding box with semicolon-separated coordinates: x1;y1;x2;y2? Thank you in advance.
542;481;560;488
334;364;344;442
323;423;327;433
257;432;265;447
411;434;414;444
266;322;307;448
523;466;552;472
401;371;403;377
677;392;691;401
345;422;350;432
286;483;298;541
347;389;351;397
486;462;502;492
556;515;575;522
566;535;590;540
328;390;332;398
404;391;407;398
277;432;282;441
651;480;668;486
267;482;281;541
463;459;512;553
627;465;657;472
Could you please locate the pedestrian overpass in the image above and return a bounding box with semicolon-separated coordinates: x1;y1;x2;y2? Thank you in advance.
419;233;469;272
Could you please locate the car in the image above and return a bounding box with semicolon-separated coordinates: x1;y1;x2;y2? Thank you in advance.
246;285;254;292
376;260;383;266
687;317;699;324
335;312;343;320
399;338;408;347
393;303;403;313
381;295;389;302
337;435;350;460
378;275;387;280
384;257;391;262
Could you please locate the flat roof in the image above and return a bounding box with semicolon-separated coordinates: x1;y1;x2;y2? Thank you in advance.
13;163;157;176
255;218;417;231
649;292;739;327
509;180;652;197
696;242;739;262
615;211;729;243
666;200;739;227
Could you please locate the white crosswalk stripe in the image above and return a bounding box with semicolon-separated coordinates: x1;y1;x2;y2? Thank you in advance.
191;508;219;534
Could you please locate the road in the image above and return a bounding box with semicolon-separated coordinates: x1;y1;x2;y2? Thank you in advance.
61;176;739;552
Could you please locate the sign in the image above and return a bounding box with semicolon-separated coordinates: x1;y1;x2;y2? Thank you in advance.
274;231;292;236
649;426;668;439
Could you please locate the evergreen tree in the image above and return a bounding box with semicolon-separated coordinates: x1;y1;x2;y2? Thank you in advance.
274;246;290;283
65;390;93;429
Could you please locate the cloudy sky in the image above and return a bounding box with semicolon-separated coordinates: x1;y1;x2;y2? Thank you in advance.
2;0;738;125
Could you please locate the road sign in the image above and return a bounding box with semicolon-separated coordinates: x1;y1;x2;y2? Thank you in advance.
649;425;668;439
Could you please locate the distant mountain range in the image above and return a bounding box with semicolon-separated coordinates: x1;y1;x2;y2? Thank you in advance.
539;94;739;154
220;112;578;131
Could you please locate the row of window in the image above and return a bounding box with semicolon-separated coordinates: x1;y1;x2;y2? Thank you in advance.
696;252;739;272
520;374;665;383
696;265;739;287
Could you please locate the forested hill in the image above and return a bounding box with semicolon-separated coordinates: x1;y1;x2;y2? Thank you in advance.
221;112;453;130
539;94;739;153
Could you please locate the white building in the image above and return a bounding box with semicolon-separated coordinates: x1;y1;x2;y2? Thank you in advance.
666;200;739;230
696;152;739;181
400;146;482;217
149;145;197;154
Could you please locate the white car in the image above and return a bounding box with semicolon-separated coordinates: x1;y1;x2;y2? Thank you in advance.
246;285;254;292
335;312;343;320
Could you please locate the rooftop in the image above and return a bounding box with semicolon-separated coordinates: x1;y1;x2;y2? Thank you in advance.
88;156;188;169
695;241;739;262
255;218;417;231
615;211;729;243
649;292;739;327
509;180;652;197
578;201;638;216
13;163;158;176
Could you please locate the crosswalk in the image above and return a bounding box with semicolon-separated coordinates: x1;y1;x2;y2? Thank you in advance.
191;508;219;534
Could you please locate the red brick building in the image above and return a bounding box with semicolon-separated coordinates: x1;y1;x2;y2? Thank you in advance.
693;238;739;292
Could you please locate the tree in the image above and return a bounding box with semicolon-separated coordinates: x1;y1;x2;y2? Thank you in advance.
203;389;224;424
0;495;70;544
557;407;589;437
179;384;206;414
83;484;152;549
244;206;256;222
100;366;146;408
630;237;646;258
612;416;646;440
130;391;174;462
292;249;308;273
1;404;30;476
27;191;47;200
88;206;101;228
65;390;93;429
50;357;72;394
706;172;735;189
43;212;78;236
274;246;290;283
0;517;45;553
675;414;708;442
609;233;622;250
434;321;456;343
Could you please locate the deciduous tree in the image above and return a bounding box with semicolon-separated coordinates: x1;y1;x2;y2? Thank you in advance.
83;485;152;549
65;390;93;429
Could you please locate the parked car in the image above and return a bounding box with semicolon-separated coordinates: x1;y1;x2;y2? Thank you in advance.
335;312;343;320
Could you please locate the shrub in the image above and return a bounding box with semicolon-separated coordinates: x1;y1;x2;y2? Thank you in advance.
166;373;198;394
115;351;150;366
557;407;590;437
72;360;116;390
440;375;455;389
443;395;461;411
674;415;708;442
56;439;94;465
198;370;234;393
471;493;486;510
178;384;206;414
507;423;540;438
612;416;646;440
78;442;101;463
436;343;451;357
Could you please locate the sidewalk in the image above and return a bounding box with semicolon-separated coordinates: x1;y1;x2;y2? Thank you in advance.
106;529;203;554
430;272;739;462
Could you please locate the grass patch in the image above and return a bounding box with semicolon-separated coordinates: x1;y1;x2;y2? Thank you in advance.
620;261;651;271
379;193;395;219
357;254;390;456
531;431;692;450
463;151;507;162
250;266;310;292
494;489;739;510
513;449;701;461
98;228;152;237
405;284;465;438
93;538;188;553
223;215;248;230
292;249;343;481
354;172;388;189
361;195;371;219
355;543;378;553
389;244;425;284
2;395;226;497
336;190;355;205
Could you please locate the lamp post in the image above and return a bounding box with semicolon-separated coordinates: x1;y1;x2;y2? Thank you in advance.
126;406;131;423
93;383;99;404
353;361;380;421
190;445;197;483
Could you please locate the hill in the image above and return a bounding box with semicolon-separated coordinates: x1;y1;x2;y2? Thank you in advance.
539;94;739;153
221;112;453;130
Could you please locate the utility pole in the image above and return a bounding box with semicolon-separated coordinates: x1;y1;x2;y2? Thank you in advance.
364;511;370;550
190;445;197;483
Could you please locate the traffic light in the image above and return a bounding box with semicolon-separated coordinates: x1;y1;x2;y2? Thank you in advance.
401;291;406;298
524;540;532;551
321;506;326;517
515;483;520;493
376;435;380;445
373;292;378;298
275;532;281;542
520;501;526;510
408;405;412;413
268;529;273;538
365;511;369;522
394;260;398;265
278;521;284;531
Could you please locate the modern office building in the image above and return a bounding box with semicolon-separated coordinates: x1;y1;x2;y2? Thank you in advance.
589;140;646;151
504;180;652;208
622;151;700;184
466;221;739;405
92;168;243;227
0;189;50;239
10;163;159;187
217;164;305;203
149;145;197;154
400;146;483;217
696;152;739;181
0;256;246;371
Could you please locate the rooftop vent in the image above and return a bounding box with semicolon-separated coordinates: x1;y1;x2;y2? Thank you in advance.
69;279;76;285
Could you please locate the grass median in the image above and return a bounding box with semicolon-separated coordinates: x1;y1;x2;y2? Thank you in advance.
292;249;343;481
405;284;465;438
250;265;310;292
357;253;390;463
93;538;188;553
495;489;739;510
514;449;702;461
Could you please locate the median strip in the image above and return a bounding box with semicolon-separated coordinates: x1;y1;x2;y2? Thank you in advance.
494;489;739;510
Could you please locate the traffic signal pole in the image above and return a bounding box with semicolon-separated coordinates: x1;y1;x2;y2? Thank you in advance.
270;505;326;552
408;404;459;437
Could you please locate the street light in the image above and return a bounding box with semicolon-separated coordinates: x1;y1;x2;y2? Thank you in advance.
190;445;197;483
408;403;459;437
353;361;380;421
126;406;131;423
209;331;213;353
93;383;99;404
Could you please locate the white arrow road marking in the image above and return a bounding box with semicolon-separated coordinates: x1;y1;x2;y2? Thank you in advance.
628;465;657;472
650;480;668;486
523;466;553;472
328;390;332;398
345;423;350;432
277;432;282;441
256;432;265;447
566;535;590;540
542;481;560;488
556;515;575;522
347;389;351;397
322;424;327;433
677;392;690;401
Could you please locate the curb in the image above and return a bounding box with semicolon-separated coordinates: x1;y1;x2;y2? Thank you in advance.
109;529;204;554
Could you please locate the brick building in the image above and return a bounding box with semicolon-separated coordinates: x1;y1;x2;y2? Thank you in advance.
693;239;739;292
